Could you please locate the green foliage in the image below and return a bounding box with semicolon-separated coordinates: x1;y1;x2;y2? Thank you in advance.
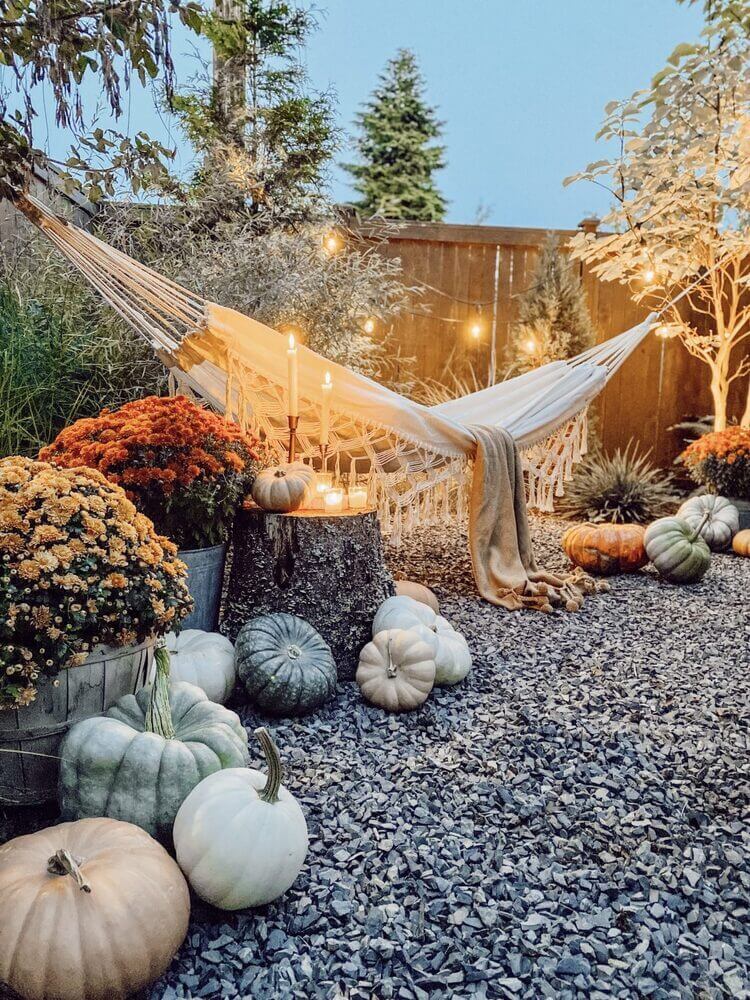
344;49;447;222
0;1;203;199
508;235;595;374
0;243;165;459
169;0;337;231
558;445;677;524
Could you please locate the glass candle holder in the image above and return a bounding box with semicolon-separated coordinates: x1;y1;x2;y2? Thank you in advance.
347;485;368;510
316;472;333;496
324;487;345;513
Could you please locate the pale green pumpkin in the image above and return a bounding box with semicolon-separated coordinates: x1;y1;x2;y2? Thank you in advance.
644;514;711;584
59;645;249;842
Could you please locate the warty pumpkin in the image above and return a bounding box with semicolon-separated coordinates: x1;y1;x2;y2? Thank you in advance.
561;522;648;576
235;612;337;716
174;727;308;910
357;629;436;711
0;817;189;1000
677;494;739;551
59;643;249;842
251;461;316;513
644;514;711;584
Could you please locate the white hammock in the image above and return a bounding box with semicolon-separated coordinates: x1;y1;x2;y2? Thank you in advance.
15;193;656;540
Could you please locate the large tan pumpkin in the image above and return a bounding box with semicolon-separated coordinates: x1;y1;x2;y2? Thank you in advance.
562;522;648;576
0;818;190;1000
394;580;440;613
732;529;750;557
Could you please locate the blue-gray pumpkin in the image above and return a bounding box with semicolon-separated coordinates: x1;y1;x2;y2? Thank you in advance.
644;515;711;584
59;645;249;842
236;613;337;716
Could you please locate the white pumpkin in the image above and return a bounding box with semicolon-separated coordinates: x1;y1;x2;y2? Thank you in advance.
372;595;436;635
677;494;739;551
164;630;236;704
173;728;308;910
433;621;472;686
357;629;436;711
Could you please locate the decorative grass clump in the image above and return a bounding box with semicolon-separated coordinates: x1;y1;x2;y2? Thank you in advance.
0;281;165;459
558;445;677;524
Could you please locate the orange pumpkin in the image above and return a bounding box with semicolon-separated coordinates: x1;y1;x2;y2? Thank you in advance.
732;529;750;557
562;522;648;576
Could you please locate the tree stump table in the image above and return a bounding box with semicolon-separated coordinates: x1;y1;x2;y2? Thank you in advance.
223;503;395;680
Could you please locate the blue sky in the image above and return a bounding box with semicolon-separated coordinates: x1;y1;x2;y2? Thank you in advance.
27;0;703;228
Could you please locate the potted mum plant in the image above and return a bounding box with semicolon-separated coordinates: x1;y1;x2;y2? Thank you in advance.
0;456;192;804
680;427;750;530
40;395;259;630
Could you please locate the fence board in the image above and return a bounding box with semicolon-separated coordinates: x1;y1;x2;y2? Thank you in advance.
359;220;744;467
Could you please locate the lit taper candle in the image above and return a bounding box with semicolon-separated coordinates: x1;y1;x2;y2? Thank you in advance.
287;333;299;418
320;371;332;446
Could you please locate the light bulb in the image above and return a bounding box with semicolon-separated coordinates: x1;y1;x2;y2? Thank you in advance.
644;268;656;284
323;232;340;253
363;317;375;334
523;337;537;354
469;323;482;339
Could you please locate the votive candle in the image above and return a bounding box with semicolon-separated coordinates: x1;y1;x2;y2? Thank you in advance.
347;485;368;510
324;487;345;513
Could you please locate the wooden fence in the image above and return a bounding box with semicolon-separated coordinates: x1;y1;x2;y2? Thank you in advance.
359;220;743;468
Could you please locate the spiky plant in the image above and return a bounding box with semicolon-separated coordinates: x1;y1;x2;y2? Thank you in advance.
558;444;677;524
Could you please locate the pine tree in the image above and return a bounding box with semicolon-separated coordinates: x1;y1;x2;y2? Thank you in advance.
508;235;595;374
344;49;447;221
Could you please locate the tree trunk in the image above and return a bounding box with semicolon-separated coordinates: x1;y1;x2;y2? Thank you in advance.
224;505;395;680
709;368;729;431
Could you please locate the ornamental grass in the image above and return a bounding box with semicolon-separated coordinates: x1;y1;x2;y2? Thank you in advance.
680;426;750;500
0;457;192;709
40;396;259;549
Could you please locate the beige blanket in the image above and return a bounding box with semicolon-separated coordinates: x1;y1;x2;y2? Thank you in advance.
468;425;602;612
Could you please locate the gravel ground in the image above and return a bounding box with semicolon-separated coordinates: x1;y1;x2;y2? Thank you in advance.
3;515;750;999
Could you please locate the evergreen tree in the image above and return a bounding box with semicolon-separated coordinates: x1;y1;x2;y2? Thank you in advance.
344;49;447;221
169;0;338;231
508;235;595;374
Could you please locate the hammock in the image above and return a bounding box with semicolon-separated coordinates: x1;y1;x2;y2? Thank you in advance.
14;193;656;543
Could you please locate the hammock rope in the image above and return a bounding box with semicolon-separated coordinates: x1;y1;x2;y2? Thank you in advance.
12;192;658;537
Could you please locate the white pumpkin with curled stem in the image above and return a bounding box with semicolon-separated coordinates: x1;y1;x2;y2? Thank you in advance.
357;629;436;711
373;597;472;688
173;728;308;910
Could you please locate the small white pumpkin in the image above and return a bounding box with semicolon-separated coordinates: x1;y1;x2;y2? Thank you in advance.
372;595;436;635
394;580;439;614
357;629;436;712
252;462;317;513
433;620;472;687
677;494;739;551
164;630;236;704
173;728;308;910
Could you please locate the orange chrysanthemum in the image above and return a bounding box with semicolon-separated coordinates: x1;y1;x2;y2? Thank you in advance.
680;427;750;500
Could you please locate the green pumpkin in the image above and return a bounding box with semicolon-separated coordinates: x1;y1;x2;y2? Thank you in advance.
235;613;337;716
644;515;711;584
59;645;249;842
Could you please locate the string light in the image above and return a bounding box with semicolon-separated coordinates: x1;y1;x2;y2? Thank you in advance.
522;337;538;355
643;267;656;284
655;324;670;339
323;231;340;254
469;320;482;340
363;317;375;334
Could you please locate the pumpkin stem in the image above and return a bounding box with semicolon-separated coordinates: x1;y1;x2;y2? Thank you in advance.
688;511;711;544
254;726;283;803
145;639;176;740
47;849;92;893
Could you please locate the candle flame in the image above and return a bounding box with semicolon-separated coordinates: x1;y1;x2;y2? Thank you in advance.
288;333;296;350
324;371;331;387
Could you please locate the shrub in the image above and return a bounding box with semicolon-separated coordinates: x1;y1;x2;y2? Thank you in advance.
0;457;191;709
557;445;677;524
40;396;259;549
680;427;750;500
0;275;166;459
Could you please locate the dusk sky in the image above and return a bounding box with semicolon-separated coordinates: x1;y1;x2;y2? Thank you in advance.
34;1;704;228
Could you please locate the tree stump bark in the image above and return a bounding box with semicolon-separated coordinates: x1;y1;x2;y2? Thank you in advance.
223;504;395;680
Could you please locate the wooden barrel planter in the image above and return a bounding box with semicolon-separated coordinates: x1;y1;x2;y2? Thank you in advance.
0;641;153;806
224;504;395;680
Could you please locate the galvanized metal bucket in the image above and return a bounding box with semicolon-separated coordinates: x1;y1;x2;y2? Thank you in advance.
178;543;227;631
732;498;750;531
0;641;152;806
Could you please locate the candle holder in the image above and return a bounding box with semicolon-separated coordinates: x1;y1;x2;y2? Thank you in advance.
347;484;368;510
287;415;299;463
324;487;345;514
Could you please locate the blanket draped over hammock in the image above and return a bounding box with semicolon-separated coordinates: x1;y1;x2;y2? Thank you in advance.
11;193;657;610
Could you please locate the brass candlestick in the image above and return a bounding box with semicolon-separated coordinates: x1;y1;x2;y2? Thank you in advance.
287;415;299;463
319;442;328;468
